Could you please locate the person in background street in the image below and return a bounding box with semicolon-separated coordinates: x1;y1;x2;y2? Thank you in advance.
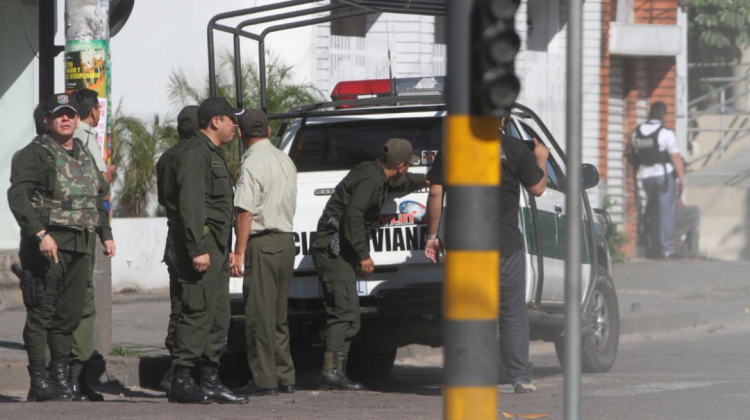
74;88;116;184
311;138;427;390
8;93;115;402
161;97;246;404
424;116;549;394
155;105;199;392
231;109;298;397
631;101;686;259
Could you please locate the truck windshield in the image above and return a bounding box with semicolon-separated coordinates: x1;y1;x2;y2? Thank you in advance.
290;117;442;172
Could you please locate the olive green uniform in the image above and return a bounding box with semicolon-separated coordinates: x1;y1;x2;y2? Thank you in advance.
8;136;112;366
69;121;108;364
156;138;189;356
311;160;425;353
161;132;233;368
235;139;297;389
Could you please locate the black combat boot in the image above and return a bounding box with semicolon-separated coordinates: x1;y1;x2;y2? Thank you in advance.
168;365;211;404
160;364;175;392
198;365;248;404
47;360;75;400
27;364;67;402
319;351;365;391
69;361;104;402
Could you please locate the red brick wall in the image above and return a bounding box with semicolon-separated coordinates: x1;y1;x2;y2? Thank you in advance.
598;0;615;181
634;0;678;24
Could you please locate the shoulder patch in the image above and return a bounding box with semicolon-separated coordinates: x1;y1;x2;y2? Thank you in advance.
236;176;244;187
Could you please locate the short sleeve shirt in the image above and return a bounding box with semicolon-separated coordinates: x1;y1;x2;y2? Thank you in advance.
234;139;298;234
633;120;679;179
74;121;107;172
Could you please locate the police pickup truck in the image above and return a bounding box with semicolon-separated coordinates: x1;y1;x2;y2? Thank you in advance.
227;76;619;380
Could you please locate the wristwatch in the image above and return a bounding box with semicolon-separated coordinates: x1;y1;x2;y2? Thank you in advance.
426;234;439;240
35;231;48;244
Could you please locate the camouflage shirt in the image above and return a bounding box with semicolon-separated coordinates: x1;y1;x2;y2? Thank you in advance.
8;135;112;253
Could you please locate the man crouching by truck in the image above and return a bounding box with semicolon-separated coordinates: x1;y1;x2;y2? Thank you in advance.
311;138;427;390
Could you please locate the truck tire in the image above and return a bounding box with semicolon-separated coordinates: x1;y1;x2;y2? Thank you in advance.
554;267;619;373
346;346;397;381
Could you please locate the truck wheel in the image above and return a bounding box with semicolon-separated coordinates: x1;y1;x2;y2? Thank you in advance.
346;346;397;381
554;268;619;373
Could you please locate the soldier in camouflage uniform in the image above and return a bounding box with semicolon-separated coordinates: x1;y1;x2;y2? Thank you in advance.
7;93;116;402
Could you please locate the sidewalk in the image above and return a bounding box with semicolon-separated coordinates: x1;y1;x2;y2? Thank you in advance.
2;259;749;393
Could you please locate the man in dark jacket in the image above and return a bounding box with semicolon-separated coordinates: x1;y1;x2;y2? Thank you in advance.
311;138;427;390
160;97;246;404
155;105;199;392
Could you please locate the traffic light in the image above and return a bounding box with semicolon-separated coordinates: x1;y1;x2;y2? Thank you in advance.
473;0;521;115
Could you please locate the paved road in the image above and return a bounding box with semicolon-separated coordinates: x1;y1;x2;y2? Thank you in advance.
2;259;750;419
2;318;749;419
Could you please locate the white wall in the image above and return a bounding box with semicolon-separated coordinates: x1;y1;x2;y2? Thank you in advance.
110;218;170;291
0;0;38;250
111;218;245;292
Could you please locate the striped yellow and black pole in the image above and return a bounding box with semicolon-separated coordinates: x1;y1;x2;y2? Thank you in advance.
444;1;521;419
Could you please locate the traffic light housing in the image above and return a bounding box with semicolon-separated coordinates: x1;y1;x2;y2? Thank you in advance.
473;0;521;116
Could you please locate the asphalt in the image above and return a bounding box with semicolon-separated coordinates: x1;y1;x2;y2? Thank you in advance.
1;259;747;395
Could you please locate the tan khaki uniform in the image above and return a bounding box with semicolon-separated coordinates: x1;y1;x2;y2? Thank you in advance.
235;139;298;388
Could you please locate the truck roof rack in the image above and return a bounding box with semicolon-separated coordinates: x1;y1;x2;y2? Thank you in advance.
207;0;448;114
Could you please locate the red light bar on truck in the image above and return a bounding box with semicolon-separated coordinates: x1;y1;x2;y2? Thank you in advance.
330;76;445;101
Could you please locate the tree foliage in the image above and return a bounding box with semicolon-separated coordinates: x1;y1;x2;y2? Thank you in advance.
167;51;322;178
688;0;750;100
689;0;750;61
111;107;177;217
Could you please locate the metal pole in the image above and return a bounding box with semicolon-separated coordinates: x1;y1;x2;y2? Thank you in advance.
65;0;112;358
259;40;267;112
564;0;583;417
208;23;217;96
233;34;245;158
444;1;500;419
719;89;726;159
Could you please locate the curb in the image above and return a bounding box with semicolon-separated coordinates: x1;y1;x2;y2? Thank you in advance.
0;310;702;393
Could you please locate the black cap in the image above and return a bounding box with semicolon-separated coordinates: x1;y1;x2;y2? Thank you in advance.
383;138;421;165
238;108;269;138
45;93;78;115
197;97;244;122
177;105;199;138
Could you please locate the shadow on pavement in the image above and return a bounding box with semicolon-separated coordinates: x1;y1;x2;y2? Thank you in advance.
0;393;23;403
0;340;25;351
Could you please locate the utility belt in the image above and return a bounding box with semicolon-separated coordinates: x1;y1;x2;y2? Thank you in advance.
249;230;292;240
11;264;59;308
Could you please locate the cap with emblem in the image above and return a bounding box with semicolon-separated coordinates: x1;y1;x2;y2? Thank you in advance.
45;93;78;115
382;138;421;166
197;97;244;123
238;108;269;138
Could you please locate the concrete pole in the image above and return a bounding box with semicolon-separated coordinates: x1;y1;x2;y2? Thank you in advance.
564;0;583;417
65;0;112;358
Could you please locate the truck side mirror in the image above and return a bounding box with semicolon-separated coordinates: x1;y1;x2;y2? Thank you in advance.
582;164;599;189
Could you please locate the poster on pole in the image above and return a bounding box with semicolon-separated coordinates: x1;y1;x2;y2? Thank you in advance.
65;39;112;165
